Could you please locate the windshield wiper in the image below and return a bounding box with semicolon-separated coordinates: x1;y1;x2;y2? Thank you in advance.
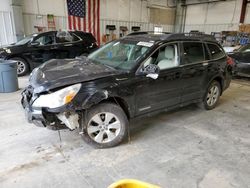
102;63;117;70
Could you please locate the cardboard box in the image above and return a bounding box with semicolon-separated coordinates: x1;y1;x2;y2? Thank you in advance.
239;24;250;33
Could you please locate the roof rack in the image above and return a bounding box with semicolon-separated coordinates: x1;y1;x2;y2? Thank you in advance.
127;31;171;36
168;33;216;41
126;31;216;42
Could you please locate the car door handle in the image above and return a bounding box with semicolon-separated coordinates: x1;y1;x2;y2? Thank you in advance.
50;46;58;49
64;44;73;47
203;62;208;66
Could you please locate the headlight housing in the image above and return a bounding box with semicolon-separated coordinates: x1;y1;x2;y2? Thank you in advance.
3;48;11;54
32;84;81;108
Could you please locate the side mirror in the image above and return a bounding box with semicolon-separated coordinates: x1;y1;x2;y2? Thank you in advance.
142;64;160;80
30;41;40;47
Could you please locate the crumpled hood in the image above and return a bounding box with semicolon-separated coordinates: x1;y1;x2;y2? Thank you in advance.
30;57;118;93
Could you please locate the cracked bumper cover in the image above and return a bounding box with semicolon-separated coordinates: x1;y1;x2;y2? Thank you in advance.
24;106;46;127
21;87;108;130
21;90;80;130
22;90;48;127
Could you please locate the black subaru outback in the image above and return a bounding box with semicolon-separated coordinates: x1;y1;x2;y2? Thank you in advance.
21;32;232;148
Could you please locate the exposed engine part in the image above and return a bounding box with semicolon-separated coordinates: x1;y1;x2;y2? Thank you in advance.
57;112;79;130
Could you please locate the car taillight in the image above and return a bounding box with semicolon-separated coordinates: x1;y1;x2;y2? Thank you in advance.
227;56;234;65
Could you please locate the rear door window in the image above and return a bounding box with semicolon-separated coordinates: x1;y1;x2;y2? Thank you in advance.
207;43;225;60
182;42;204;64
56;31;74;43
83;33;97;43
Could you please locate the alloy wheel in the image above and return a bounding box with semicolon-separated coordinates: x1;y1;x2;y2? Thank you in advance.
87;112;121;144
17;61;26;75
206;85;219;106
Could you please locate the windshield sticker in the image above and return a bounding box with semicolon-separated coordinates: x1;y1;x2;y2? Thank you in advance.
137;41;154;47
107;51;112;58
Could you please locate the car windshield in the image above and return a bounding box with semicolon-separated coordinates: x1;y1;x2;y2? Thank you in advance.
88;40;152;70
15;35;34;45
237;44;250;52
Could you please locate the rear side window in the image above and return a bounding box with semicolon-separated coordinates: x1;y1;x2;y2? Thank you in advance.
182;42;204;64
83;33;97;43
70;34;80;42
76;32;96;43
207;43;225;60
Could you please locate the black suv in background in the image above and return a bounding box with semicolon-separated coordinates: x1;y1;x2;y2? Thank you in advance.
21;32;232;148
0;31;98;76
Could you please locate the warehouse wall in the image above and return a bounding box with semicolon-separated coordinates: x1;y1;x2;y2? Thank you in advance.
0;0;16;46
184;0;250;33
21;0;250;35
22;0;173;22
0;0;11;11
23;0;66;16
2;0;250;46
21;0;175;40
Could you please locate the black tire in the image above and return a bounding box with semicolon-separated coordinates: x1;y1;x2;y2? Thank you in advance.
80;53;88;57
81;103;128;148
10;57;29;76
201;81;221;110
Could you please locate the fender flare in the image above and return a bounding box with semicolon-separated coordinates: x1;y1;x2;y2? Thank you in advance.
206;74;224;95
7;55;32;70
81;90;109;109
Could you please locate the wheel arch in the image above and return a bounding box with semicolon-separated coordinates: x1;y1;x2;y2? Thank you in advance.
213;76;223;95
208;75;224;95
80;89;131;119
101;97;131;119
7;55;31;71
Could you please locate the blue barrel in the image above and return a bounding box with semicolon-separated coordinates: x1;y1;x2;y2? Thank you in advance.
0;60;19;93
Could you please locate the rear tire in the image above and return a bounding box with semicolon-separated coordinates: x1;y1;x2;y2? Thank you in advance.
201;81;221;110
80;53;88;57
10;57;29;76
81;103;128;148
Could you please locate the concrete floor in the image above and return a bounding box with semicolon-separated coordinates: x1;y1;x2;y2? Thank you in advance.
0;77;250;188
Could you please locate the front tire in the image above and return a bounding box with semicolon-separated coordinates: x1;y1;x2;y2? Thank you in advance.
81;103;128;148
201;81;221;110
10;57;29;76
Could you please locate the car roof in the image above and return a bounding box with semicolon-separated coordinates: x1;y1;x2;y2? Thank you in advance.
33;30;92;36
124;32;217;44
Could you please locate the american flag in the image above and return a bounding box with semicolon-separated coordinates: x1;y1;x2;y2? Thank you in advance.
67;0;100;45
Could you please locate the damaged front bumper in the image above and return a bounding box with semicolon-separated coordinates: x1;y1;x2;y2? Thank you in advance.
21;89;80;130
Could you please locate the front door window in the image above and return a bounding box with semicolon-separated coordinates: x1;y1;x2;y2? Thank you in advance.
143;44;179;70
34;35;55;46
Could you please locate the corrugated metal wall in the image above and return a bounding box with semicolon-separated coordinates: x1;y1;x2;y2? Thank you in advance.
22;13;174;36
0;11;15;47
22;13;239;36
1;12;240;46
184;23;239;34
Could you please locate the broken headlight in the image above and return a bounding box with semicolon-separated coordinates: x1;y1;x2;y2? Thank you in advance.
32;84;81;108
